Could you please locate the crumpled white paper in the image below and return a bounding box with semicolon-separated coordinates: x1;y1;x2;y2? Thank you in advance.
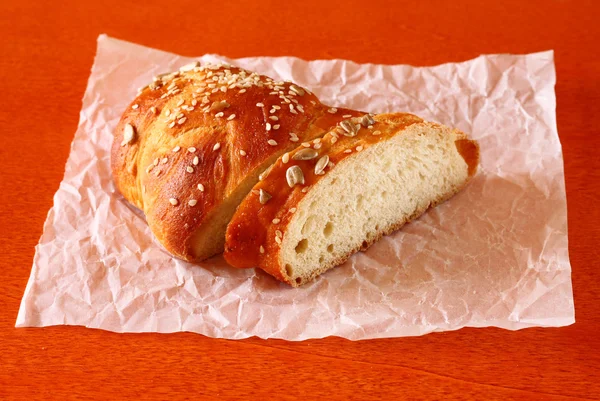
16;35;574;340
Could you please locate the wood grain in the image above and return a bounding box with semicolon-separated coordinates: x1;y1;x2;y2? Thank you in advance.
1;0;599;399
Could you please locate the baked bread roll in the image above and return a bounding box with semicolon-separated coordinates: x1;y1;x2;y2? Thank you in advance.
224;113;479;286
112;62;363;261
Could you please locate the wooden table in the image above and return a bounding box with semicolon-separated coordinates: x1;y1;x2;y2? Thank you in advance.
1;1;598;399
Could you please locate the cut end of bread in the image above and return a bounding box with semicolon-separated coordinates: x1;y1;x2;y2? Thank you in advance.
278;122;478;286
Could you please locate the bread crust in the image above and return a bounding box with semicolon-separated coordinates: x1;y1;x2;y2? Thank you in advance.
111;64;361;261
224;113;480;286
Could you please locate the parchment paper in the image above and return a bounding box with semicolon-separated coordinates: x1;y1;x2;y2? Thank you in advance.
16;35;574;340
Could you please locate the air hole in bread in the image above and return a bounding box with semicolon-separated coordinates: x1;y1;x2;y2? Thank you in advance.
327;244;334;253
362;240;368;249
323;221;334;237
295;277;302;284
295;239;308;254
301;215;316;235
319;256;324;263
285;264;293;277
382;191;388;199
356;194;364;209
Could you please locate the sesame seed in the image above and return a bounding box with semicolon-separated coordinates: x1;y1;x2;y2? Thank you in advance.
132;104;139;109
178;117;187;125
168;122;176;128
372;130;382;136
198;183;205;191
331;137;338;144
269;109;277;114
169;198;179;206
215;112;224;118
290;207;297;213
146;165;154;173
290;136;299;142
276;230;283;238
301;187;309;193
314;143;322;149
356;145;364;152
256;102;264;107
188;199;197;207
301;142;311;148
272;218;281;224
273;105;281;110
150;106;157;114
239;89;247;93
344;149;352;153
172;146;180;153
275;236;282;245
267;139;278;146
161;157;168;164
269;116;279;121
273;124;280;130
239;149;247;156
282;153;290;163
259;246;265;254
328;107;337;114
227;114;236;120
188;147;196;153
314;138;321;144
310;100;317;105
176;99;185;107
153;158;159;166
193;156;199;165
266;123;272;131
191;99;198;106
343;114;352;118
186;166;194;173
213;143;221;151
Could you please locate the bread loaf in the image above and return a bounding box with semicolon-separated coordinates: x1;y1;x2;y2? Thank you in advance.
111;62;363;261
224;113;479;286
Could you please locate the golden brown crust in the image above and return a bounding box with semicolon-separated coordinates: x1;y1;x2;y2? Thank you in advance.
223;113;480;286
111;64;361;261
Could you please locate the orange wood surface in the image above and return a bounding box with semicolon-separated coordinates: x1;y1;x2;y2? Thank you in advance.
1;1;599;400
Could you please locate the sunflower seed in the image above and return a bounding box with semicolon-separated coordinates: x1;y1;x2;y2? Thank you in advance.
361;114;375;127
314;155;329;175
292;148;318;161
180;61;200;72
210;100;230;112
121;123;136;146
259;189;272;204
259;164;273;181
286;165;305;187
289;84;305;96
340;120;358;136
